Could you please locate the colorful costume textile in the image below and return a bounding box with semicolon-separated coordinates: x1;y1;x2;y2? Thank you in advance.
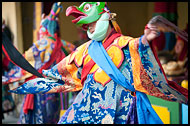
8;2;188;124
9;31;188;124
2;3;75;124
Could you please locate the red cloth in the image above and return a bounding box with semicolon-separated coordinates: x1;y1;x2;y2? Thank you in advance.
23;34;65;114
144;24;149;30
23;94;34;114
154;2;177;25
2;56;10;71
81;29;122;85
151;32;166;51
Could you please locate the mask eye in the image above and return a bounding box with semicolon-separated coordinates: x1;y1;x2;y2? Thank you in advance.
96;2;100;6
84;4;91;12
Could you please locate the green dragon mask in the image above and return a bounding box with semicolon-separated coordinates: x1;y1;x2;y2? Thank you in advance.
66;2;107;30
66;2;122;41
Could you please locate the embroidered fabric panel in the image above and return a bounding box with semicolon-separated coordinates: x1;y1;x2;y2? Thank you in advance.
43;55;83;93
138;38;187;104
58;47;136;124
9;77;64;94
58;74;134;124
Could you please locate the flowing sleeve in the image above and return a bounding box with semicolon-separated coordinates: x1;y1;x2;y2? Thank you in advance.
2;36;58;85
129;35;188;104
9;41;91;94
2;45;37;85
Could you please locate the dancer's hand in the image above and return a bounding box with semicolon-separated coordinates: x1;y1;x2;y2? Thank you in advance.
144;24;160;42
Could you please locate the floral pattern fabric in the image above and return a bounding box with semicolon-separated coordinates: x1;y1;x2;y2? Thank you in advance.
58;65;135;124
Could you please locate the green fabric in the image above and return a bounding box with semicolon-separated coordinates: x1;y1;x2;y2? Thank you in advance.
61;46;69;56
68;92;73;107
147;95;180;124
48;36;56;41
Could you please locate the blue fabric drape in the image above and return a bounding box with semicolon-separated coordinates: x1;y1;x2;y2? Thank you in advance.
88;39;163;124
88;40;135;92
136;91;163;124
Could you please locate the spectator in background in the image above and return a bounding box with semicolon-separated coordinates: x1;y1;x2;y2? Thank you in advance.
2;19;16;119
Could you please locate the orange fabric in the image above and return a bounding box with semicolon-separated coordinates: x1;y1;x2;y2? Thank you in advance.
129;38;149;94
111;20;122;34
81;29;121;85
